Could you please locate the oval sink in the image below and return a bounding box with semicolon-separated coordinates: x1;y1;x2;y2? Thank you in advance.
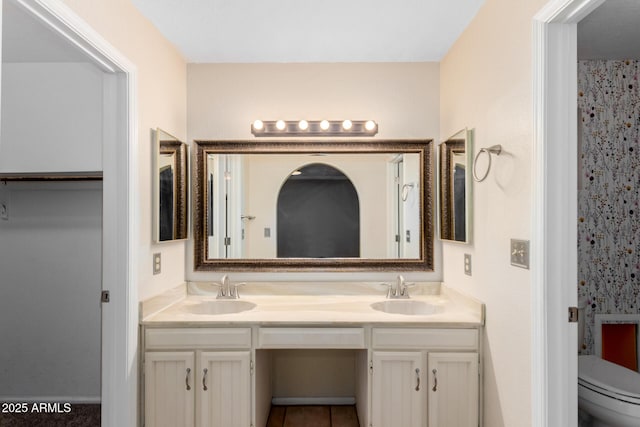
370;300;443;316
183;300;256;315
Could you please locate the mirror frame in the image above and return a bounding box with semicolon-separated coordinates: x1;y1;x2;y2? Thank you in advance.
193;139;434;271
154;128;189;242
438;128;473;243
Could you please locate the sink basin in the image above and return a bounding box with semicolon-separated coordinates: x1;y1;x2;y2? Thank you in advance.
183;300;256;315
370;300;443;316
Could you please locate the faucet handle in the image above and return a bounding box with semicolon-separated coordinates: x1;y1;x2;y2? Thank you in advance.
401;282;416;297
232;282;246;298
211;282;225;297
381;283;393;298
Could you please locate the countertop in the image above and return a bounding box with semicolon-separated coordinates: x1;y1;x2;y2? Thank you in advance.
141;282;485;327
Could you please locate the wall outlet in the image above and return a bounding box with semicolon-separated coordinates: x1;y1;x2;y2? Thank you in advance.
510;239;530;269
153;253;161;275
464;253;472;276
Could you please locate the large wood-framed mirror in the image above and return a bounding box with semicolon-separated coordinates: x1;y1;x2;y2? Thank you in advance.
438;128;473;243
154;128;188;242
192;140;434;271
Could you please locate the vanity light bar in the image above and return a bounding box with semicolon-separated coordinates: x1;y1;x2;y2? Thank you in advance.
251;120;378;137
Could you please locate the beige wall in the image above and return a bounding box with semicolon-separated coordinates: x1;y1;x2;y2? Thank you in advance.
440;0;547;425
62;0;188;300
187;62;441;281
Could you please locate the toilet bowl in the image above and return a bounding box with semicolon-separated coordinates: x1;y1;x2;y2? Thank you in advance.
578;355;640;427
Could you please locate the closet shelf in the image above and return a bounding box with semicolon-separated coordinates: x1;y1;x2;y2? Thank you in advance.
0;171;103;182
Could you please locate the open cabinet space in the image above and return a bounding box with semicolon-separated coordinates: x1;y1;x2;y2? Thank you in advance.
255;349;368;427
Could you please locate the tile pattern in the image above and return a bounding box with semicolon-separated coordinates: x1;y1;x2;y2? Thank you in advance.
267;405;359;427
0;404;100;427
577;60;640;355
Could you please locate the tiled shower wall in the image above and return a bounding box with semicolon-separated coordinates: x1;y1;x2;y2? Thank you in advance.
577;60;640;355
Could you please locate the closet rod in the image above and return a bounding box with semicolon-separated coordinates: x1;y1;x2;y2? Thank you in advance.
0;172;103;182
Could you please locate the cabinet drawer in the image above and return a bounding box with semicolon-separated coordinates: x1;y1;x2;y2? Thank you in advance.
258;328;365;349
145;328;251;350
372;328;478;351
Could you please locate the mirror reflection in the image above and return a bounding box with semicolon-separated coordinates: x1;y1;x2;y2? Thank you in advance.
439;129;472;243
193;140;434;271
154;128;188;242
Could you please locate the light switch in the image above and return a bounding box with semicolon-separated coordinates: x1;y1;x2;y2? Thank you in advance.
510;239;530;269
264;228;271;238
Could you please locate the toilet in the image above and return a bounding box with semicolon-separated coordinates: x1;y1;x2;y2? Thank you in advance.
578;355;640;426
577;310;640;426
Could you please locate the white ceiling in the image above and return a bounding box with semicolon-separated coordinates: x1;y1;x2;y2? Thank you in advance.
131;0;485;63
578;0;640;60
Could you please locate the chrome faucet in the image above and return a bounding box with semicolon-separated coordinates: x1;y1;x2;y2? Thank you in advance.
385;275;414;299
215;275;245;299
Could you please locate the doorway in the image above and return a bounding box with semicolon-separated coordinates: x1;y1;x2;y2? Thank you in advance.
0;1;136;426
532;0;606;425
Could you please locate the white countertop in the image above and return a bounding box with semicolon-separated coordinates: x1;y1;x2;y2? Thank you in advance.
141;282;484;327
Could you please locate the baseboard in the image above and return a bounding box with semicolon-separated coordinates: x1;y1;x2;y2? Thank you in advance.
271;397;356;406
0;396;101;404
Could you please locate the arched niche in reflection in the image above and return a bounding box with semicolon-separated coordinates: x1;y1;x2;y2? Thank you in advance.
276;163;360;258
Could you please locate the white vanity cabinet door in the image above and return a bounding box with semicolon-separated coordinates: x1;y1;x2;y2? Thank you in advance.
371;351;425;427
145;352;195;427
427;352;478;427
198;351;251;427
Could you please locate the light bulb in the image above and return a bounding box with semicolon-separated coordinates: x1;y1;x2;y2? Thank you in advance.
342;120;353;130
291;170;302;176
276;120;286;130
320;120;330;131
365;120;376;131
252;120;264;130
298;120;309;130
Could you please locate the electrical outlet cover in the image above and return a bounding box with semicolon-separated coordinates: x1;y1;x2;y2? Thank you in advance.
464;253;472;276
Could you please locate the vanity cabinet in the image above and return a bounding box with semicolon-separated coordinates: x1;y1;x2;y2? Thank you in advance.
143;328;252;427
427;352;478;427
144;352;195;427
198;351;251;427
370;328;480;427
142;326;481;427
371;351;425;427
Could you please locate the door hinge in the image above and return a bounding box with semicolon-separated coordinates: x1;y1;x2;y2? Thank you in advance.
369;360;373;374
568;306;578;323
224;237;231;246
250;360;254;376
101;290;110;303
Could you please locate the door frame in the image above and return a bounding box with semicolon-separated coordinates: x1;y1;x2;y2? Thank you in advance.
532;0;605;425
5;1;138;425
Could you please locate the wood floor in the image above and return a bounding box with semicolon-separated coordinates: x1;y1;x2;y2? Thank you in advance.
267;405;359;427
